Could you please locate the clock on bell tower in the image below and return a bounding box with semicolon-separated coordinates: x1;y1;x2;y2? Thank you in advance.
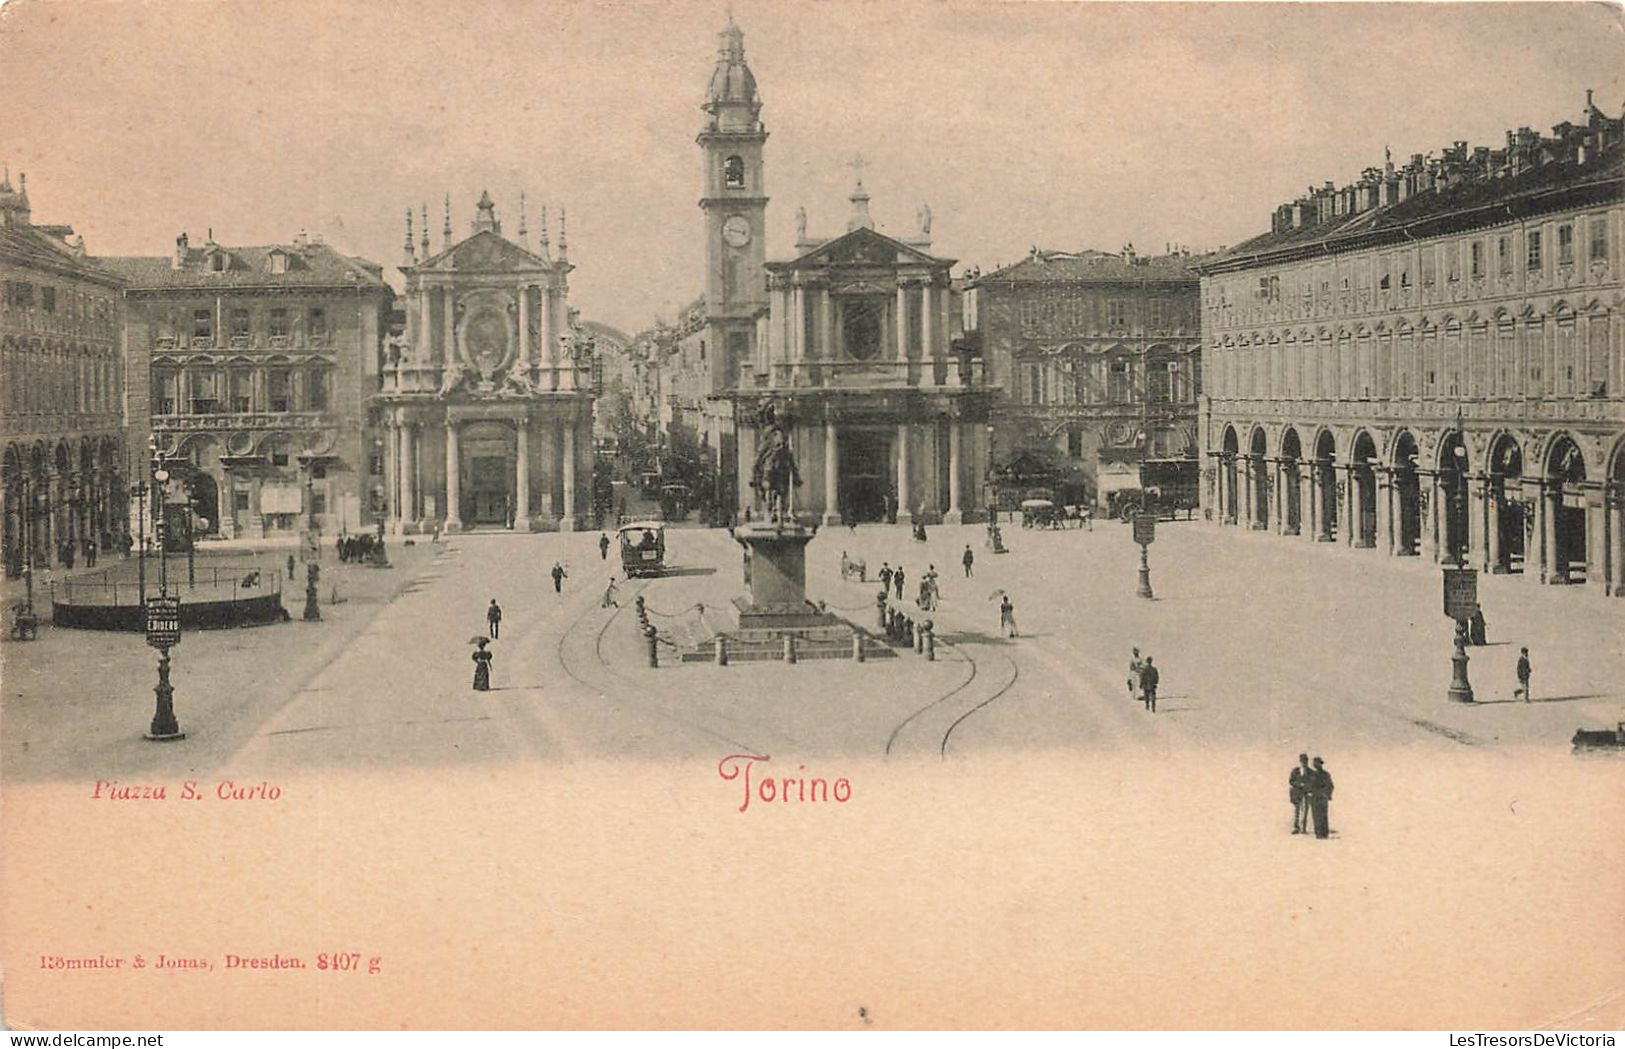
698;16;768;328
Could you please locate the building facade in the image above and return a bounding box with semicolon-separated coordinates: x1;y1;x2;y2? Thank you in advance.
374;192;593;532
1;173;130;577
103;231;392;540
967;247;1204;502
696;19;992;525
1198;95;1625;594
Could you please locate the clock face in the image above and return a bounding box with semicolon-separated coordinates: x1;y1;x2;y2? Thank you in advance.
722;215;752;248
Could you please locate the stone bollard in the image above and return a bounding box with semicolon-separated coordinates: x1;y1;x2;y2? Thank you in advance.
715;634;729;666
877;591;889;631
913;616;925;654
852;630;865;663
904;617;915;649
923;620;935;661
644;624;659;668
783;634;797;664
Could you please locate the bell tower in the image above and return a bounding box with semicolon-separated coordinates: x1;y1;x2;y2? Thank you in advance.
698;16;768;345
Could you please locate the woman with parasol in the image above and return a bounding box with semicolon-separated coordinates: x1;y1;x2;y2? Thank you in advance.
470;636;493;691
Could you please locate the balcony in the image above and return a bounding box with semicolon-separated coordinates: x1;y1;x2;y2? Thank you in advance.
153;410;332;432
744;357;986;392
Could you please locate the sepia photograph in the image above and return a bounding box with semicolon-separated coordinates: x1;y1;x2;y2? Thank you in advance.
1;0;1622;1033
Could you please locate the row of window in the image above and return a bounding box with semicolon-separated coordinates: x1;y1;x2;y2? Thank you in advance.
1210;315;1613;402
1216;213;1614;321
2;348;121;418
165;305;330;342
1015;357;1201;406
151;365;332;415
1;280;117;334
1016;294;1186;331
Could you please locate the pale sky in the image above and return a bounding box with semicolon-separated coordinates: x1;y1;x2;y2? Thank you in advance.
2;1;1621;333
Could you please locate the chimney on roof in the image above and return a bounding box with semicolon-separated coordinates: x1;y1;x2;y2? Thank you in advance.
1291;201;1305;228
174;232;189;269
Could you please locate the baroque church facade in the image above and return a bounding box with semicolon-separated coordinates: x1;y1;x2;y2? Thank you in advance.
697;19;993;525
374;193;593;532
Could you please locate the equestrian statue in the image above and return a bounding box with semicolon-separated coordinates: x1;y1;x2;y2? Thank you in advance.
749;398;802;523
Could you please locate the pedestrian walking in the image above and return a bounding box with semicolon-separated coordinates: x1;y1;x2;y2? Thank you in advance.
1514;646;1532;702
602;576;620;608
1469;607;1487;646
1127;647;1143;701
86;539;97;567
962;544;974;578
551;561;567;594
1140;656;1160;712
1307;756;1334;839
894;566;906;601
999;594;1017;638
599;533;610;560
287;554;296;580
486;598;503;639
471;638;493;691
1289;753;1312;834
879;563;893;593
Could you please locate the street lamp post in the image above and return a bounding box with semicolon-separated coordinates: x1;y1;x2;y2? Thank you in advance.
145;452;184;741
19;473;34;613
300;456;321;622
985;422;1006;554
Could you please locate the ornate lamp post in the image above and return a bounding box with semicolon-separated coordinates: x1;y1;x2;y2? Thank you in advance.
1134;425;1155;600
985;422;1006;553
1443;412;1475;703
144;449;184;741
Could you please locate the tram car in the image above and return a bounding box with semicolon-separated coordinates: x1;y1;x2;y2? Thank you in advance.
618;520;667;577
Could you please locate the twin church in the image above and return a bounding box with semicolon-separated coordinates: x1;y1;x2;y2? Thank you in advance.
375;17;990;532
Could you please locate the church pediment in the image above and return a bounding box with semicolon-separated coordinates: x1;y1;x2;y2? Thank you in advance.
778;226;952;272
416;230;551;274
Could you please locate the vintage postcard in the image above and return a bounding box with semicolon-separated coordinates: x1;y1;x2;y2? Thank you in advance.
2;0;1623;1032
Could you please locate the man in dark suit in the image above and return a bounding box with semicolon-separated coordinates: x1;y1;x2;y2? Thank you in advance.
1139;657;1160;712
1289;753;1312;834
1308;756;1334;839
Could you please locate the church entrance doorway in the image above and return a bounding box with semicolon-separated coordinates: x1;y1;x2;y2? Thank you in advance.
838;428;892;524
461;423;516;529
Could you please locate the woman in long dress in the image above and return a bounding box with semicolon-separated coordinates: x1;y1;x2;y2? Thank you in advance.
472;638;493;691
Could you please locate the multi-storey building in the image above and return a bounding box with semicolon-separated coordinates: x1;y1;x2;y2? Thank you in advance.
1;173;130;577
103;230;392;539
694;19;992;525
373;192;592;532
1198;94;1625;594
967;247;1204;502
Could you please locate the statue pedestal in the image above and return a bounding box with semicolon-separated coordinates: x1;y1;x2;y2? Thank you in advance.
733;520;836;630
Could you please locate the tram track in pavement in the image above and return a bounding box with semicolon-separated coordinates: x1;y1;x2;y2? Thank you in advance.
552;571;782;759
883;632;1022;760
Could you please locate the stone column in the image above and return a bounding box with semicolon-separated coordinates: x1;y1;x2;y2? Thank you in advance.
1541;487;1558;583
444;420;461;532
540;286;554;372
1468;477;1489;570
514;421;531;531
896;281;909;361
1344;468;1359;546
418;287;433;358
1241;459;1255;528
385;420;400;530
517;285;531;369
1301;468;1316;542
443;288;457;366
921;282;934;365
560;419;577;531
946;420;963;524
400;424;417;528
791;283;805;364
1486;487;1502;572
1608;493;1624;597
820;286;835;363
1375;471;1392;554
1526;482;1546;585
822;421;840;525
896;423;912;523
